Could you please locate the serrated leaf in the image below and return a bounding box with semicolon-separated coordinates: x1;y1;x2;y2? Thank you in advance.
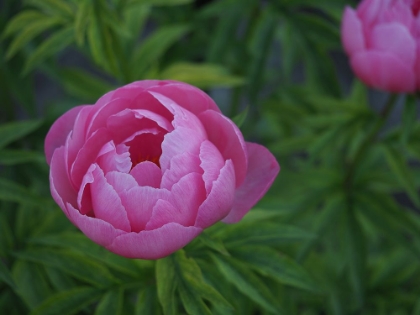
0;178;44;207
213;221;314;248
0;149;43;165
382;144;420;207
156;256;177;315
2;10;47;37
0;260;16;290
232;106;248;128
131;25;189;79
0;119;42;149
23;26;75;74
14;249;118;288
30;287;102;315
94;289;124;315
211;254;280;314
231;246;319;292
5;17;64;59
160;63;244;88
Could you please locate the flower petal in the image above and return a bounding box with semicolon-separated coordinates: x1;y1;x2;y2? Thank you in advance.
106;223;202;259
223;142;279;224
130;161;162;188
199;140;225;194
96;142;131;174
198;110;248;187
45;105;86;165
105;171;138;194
195;159;235;229
160;152;202;190
341;7;366;55
351;51;416;92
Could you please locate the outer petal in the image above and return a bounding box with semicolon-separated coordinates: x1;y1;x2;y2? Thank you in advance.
45;106;86;165
370;23;416;66
195;160;235;229
222;142;279;224
160;152;202;190
130;161;162;188
198;110;248;187
341;7;366;55
66;203;125;247
351;51;416;92
106;223;202;259
199;140;225;194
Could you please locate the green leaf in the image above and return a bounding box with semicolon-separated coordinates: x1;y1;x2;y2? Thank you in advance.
23;26;75;74
0;178;44;207
14;249;118;288
5;17;64;59
401;95;417;145
0;260;16;290
156;256;177;315
131;25;189;79
0;119;42;149
74;0;92;46
197;232;230;256
25;0;75;18
0;211;14;257
135;0;193;6
160;63;244;88
382;144;420;207
44;267;77;292
213;221;314;248
94;289;124;315
0;149;43;165
58;67;113;101
211;254;280;314
231;246;319;292
30;287;102;315
135;287;160;315
178;283;212;315
231;106;248;128
2;10;47;37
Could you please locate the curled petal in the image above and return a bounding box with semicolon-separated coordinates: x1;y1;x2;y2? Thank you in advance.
199;140;225;194
161;152;202;190
223;142;279;224
106;223;202;259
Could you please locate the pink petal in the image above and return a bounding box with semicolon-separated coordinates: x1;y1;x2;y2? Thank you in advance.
106;171;138;194
160;127;205;171
357;0;386;25
96;142;131;174
66;202;125;247
106;223;202;259
149;81;221;116
370;23;416;65
198;110;248;187
90;165;131;232
341;7;366;55
77;164;95;214
199;140;225;194
45;105;86;165
145;200;181;230
222;142;279;224
49;146;77;215
195;159;235;229
351;51;416;92
130;161;162;188
120;186;170;232
70;128;112;188
160;152;202;190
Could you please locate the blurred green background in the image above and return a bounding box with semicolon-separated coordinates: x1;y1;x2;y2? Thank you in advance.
2;0;420;314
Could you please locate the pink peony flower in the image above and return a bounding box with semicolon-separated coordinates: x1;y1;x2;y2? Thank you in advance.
45;80;279;259
341;0;420;92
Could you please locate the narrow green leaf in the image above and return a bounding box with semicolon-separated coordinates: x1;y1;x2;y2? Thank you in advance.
137;0;193;5
0;149;43;165
175;250;232;310
136;287;160;315
197;232;230;256
156;256;177;315
5;17;63;59
231;246;319;292
94;289;124;315
232;106;248;129
87;10;106;68
44;267;77;292
401;95;417;145
0;119;42;149
30;287;102;315
0;260;16;290
25;0;75;18
178;282;212;315
0;178;44;207
0;211;14;257
131;25;189;79
74;0;91;46
160;63;243;88
211;254;280;314
382;144;420;207
23;26;75;74
14;249;118;288
2;10;47;37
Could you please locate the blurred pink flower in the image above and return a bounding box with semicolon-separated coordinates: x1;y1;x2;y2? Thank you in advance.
342;0;420;92
45;80;279;259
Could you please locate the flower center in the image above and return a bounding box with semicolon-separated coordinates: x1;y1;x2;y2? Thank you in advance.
412;0;420;15
131;154;161;169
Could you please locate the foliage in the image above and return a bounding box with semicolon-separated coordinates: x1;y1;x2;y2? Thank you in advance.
1;0;420;314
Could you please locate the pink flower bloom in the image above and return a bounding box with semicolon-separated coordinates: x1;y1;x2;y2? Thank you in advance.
45;80;279;259
341;0;420;92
